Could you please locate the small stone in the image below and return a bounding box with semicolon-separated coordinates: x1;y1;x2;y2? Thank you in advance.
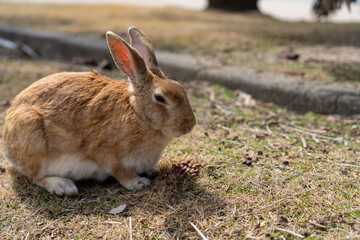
279;215;288;223
245;160;252;166
235;116;244;122
233;228;242;234
244;155;252;161
277;46;300;61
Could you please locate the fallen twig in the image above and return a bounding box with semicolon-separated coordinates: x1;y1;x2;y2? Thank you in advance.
216;124;232;132
203;205;236;233
280;125;343;143
215;103;235;115
299;127;327;134
24;206;45;221
246;236;260;240
104;221;123;225
41;218;61;232
311;134;320;143
221;139;245;147
129;217;132;240
209;88;215;102
209;88;235;115
266;124;272;134
330;227;349;234
300;137;307;148
166;204;175;211
275;227;304;238
329;221;360;225
240;127;269;136
308;221;327;230
332;162;360;168
189;221;208;240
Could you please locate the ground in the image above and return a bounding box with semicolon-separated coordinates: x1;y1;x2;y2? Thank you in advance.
0;47;360;239
0;3;360;85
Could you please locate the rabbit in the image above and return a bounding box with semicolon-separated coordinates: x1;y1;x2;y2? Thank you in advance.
2;27;196;196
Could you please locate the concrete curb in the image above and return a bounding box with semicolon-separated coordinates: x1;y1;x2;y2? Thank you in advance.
1;24;359;115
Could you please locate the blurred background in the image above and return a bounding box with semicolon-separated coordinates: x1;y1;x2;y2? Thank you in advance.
1;0;360;85
0;0;359;87
2;0;360;22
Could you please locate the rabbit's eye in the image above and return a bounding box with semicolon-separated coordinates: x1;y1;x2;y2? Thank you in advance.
154;94;166;104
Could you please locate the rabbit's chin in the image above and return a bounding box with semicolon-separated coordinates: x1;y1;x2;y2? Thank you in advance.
161;128;191;138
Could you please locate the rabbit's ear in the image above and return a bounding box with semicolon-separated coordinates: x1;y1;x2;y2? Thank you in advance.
128;27;165;78
106;31;150;88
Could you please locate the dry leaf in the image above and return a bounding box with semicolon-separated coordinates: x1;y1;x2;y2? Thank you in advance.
109;204;127;215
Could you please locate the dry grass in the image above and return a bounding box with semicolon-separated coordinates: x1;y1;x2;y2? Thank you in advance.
1;2;360;84
1;50;360;239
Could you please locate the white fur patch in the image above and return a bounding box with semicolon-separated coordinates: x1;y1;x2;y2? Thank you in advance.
43;154;111;181
128;83;134;93
153;87;163;95
122;141;168;174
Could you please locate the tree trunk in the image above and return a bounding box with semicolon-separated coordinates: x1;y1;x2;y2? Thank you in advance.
208;0;258;12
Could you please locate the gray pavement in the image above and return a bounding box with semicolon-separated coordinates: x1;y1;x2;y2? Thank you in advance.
0;24;359;115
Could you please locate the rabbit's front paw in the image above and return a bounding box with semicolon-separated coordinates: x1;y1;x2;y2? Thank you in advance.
36;177;78;196
139;167;160;178
123;177;150;190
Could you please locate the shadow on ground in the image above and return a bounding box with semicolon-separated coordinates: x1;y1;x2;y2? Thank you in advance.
8;164;225;237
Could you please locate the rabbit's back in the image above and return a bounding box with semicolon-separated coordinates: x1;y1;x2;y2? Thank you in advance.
8;70;131;133
10;71;124;112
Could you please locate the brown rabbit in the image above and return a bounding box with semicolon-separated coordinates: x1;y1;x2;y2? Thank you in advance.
2;27;196;195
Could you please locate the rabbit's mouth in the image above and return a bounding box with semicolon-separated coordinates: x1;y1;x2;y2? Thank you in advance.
171;118;196;137
182;120;196;134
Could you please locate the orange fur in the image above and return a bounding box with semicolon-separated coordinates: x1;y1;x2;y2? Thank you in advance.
3;27;196;195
